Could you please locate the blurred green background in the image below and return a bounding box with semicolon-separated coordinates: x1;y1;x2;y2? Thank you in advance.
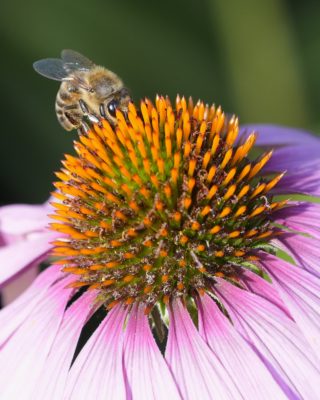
1;0;320;205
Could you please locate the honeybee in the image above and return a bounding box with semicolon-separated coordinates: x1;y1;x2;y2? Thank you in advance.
33;49;131;131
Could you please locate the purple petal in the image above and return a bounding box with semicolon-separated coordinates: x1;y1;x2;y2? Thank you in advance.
271;167;320;196
273;202;320;238
0;276;74;398
64;305;127;400
260;253;320;358
0;232;54;288
198;294;287;399
216;279;320;399
31;291;98;400
124;304;181;399
165;299;243;400
240;124;320;147
265;145;320;173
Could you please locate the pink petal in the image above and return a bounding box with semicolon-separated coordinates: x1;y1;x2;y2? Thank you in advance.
274;234;320;278
216;279;320;399
260;253;320;358
1;264;38;305
165;299;243;400
64;305;127;400
240;268;291;317
124;304;181;399
0;231;54;288
0;265;62;346
0;276;74;399
0;203;51;244
32;291;98;400
198;294;287;399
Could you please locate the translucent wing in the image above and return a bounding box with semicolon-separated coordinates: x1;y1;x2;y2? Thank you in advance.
61;49;94;73
33;58;69;81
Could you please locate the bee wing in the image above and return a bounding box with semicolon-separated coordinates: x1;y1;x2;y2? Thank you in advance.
61;49;94;73
33;58;70;81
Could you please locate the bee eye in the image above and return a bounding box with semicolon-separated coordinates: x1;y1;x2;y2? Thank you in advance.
107;99;118;117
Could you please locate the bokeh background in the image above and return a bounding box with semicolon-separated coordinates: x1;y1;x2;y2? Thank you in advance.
1;0;320;205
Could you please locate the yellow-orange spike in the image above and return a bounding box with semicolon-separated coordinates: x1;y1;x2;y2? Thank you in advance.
223;184;236;200
257;230;273;239
202;151;211;169
231;133;255;166
107;299;120;310
207;166;217;183
65;281;89;289
195;134;204;155
207;185;218;200
188;159;197;177
101;279;115;287
188;178;196;193
218;207;231;218
220;149;233;169
238;185;250;199
236;164;251;183
157;158;165;175
184;141;191;158
140;101;150;125
176;128;183;149
249;206;266;218
245;229;258;238
250;183;266;199
234;205;247;217
210;225;221;234
248;151;273;179
174;152;181;169
264;172;285;193
201;205;211;217
62;267;88;275
211;134;220;156
215;250;224;257
164;183;172;199
223;168;237;186
184;197;192;210
229;231;240;238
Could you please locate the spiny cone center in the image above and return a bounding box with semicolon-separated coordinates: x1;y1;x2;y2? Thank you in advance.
51;96;285;309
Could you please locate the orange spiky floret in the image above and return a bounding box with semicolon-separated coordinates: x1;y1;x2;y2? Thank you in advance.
51;95;285;310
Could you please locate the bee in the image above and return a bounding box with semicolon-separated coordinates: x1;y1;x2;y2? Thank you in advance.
33;49;131;131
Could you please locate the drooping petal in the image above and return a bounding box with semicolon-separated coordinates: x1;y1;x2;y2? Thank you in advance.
216;278;320;399
260;253;320;359
0;203;51;244
0;232;54;288
32;291;98;400
0;276;74;399
124;304;181;399
198;294;287;399
64;305;127;400
240;124;320;147
0;265;62;346
165;299;243;400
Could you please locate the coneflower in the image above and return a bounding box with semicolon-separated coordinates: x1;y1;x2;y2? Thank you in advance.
1;96;320;399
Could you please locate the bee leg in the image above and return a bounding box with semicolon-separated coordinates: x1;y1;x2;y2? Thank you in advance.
79;99;89;114
99;104;107;119
79;121;90;135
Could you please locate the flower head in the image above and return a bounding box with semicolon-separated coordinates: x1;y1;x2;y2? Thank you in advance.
51;96;285;312
1;95;320;399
